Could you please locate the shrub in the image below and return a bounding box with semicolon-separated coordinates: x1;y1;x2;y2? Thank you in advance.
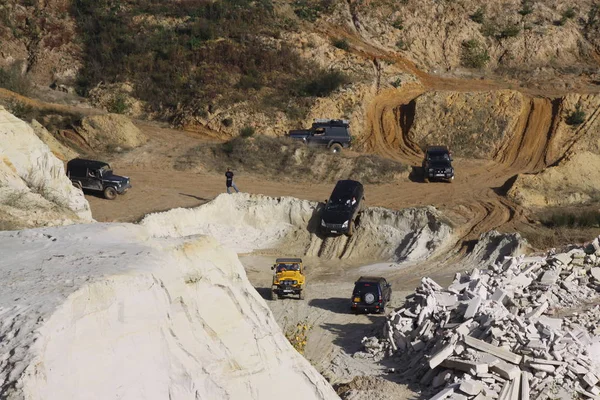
470;8;485;24
498;24;521;39
222;141;234;154
391;78;402;88
239;126;255;137
460;40;490;69
563;7;576;20
392;17;404;30
396;39;407;50
285;320;312;355
107;93;129;114
296;70;350;97
518;1;533;16
292;0;333;22
332;38;350;51
566;104;585;125
222;118;233;127
542;210;600;228
0;65;32;96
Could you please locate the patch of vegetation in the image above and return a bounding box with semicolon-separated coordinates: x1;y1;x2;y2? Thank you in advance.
0;65;33;96
285;320;311;355
292;0;334;22
518;0;534;16
107;93;129;114
396;39;407;50
392;16;404;30
460;39;490;69
391;77;402;88
498;24;521;39
480;21;497;37
3;190;28;208
566;104;585;126
541;210;600;228
294;70;350;97
174;135;409;184
239;126;255;137
332;38;350;51
222;118;233;127
71;0;338;125
470;7;485;24
563;7;576;20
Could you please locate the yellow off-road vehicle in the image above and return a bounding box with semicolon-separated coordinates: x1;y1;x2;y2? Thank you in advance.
271;258;306;300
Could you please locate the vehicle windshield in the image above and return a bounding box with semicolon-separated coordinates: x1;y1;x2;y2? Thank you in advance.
99;165;113;176
428;151;450;161
326;198;353;210
276;263;300;273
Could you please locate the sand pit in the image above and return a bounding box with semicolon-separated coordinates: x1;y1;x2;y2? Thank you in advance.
140;193;454;262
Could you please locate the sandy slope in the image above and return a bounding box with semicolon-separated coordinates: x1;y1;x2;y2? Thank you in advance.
0;224;339;400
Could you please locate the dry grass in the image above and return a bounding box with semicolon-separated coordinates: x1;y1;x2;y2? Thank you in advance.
174;135;409;184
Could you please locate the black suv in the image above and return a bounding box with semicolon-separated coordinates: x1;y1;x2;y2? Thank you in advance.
320;179;364;237
287;119;351;154
422;145;454;182
351;276;392;314
66;158;131;200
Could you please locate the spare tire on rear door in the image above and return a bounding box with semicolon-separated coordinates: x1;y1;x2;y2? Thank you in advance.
364;292;376;305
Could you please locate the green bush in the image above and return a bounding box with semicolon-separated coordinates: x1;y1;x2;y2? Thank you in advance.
107;93;129;114
239;126;255;137
542;210;600;228
295;70;350;97
292;0;333;22
396;39;407;50
460;40;490;69
518;1;533;16
392;17;404;30
563;7;576;20
498;24;521;39
566;104;586;125
480;22;497;37
222;118;233;127
332;38;350;51
470;8;485;24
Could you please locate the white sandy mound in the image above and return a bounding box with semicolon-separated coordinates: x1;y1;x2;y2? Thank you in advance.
0;107;92;229
140;193;453;262
0;224;339;400
508;151;600;207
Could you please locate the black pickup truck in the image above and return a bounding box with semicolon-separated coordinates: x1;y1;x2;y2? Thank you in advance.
287;119;351;154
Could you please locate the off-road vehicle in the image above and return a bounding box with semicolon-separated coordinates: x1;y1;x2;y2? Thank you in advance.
320;179;364;237
66;158;131;200
287;118;351;154
271;258;306;300
422;145;455;183
351;276;392;314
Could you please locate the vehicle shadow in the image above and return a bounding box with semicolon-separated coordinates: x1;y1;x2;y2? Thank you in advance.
319;316;385;355
254;287;272;300
408;166;426;183
309;297;351;314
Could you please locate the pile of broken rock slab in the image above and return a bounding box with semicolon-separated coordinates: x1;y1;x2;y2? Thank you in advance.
360;237;600;400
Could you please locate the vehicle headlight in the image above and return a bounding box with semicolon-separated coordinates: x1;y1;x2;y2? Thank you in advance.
429;168;433;173
293;280;298;285
321;219;326;227
342;220;349;228
445;168;452;173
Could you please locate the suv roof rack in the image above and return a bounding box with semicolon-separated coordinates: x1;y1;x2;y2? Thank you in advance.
313;118;350;125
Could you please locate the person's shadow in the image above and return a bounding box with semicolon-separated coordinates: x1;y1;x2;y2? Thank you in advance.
179;193;209;202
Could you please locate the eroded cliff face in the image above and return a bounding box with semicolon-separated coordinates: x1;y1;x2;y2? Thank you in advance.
0;106;92;229
0;224;339;400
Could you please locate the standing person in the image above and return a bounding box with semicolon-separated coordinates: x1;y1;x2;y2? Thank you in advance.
225;168;239;194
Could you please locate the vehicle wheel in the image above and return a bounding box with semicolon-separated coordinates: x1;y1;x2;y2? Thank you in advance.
271;290;279;301
72;181;82;191
330;143;343;154
299;290;305;300
346;220;354;237
103;186;118;200
364;292;376;305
